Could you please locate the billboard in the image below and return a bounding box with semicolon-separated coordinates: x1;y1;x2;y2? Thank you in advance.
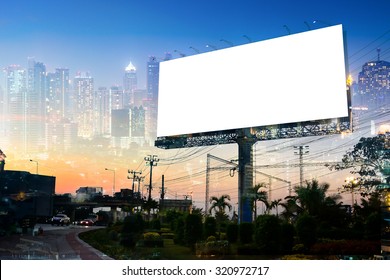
157;24;348;138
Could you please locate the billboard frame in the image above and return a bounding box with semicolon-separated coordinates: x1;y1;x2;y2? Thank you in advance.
155;25;352;224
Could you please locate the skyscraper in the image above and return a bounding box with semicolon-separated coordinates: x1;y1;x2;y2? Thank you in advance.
146;56;160;144
110;85;124;110
123;62;137;108
46;68;76;152
56;68;71;119
95;86;111;136
357;50;390;110
3;65;27;153
74;72;95;138
27;58;47;153
147;56;159;103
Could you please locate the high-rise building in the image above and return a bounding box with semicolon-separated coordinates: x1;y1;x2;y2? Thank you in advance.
95;87;111;136
74;72;94;138
3;65;27;153
133;89;147;107
131;106;145;146
111;108;131;149
146;56;160;144
45;68;77;152
123;62;137;108
54;68;70;119
27;58;47;153
147;56;159;104
110;106;146;148
357;50;390;110
110;85;124;110
0;84;5;148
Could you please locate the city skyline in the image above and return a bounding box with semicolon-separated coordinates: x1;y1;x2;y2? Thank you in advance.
1;0;390;212
1;1;390;88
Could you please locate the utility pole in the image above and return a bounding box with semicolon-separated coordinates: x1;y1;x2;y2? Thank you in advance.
294;145;309;186
135;175;144;199
160;175;165;211
206;153;237;215
145;155;159;201
127;169;142;193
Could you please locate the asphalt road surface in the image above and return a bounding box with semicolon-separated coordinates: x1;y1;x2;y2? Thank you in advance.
0;224;112;260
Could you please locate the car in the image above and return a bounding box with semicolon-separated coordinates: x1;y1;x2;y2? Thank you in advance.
51;214;71;226
79;219;94;226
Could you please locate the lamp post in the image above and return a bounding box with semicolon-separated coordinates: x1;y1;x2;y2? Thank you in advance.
29;159;38;174
105;168;116;197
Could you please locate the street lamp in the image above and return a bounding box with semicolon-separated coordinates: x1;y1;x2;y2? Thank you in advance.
105;168;116;197
29;159;38;174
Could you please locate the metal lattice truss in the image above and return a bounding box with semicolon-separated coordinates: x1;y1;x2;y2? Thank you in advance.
155;118;351;149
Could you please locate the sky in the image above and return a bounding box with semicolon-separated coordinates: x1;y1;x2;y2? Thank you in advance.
1;0;390;209
1;0;390;88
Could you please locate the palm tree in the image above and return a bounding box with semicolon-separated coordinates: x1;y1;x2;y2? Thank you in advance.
246;183;268;218
209;194;232;216
280;195;301;223
209;194;232;238
294;179;330;217
285;179;346;227
270;199;282;216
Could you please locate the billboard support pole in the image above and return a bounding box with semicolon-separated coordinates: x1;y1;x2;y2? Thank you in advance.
237;128;256;224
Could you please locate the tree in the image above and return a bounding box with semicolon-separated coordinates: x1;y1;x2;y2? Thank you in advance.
269;199;282;216
280;195;301;223
246;183;268;218
209;194;232;237
294;179;332;217
332;132;390;194
209;194;232;217
280;179;347;237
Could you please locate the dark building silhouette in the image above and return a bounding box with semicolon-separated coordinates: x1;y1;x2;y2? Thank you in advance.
0;171;55;225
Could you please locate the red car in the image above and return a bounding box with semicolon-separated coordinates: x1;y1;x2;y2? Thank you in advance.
80;219;94;226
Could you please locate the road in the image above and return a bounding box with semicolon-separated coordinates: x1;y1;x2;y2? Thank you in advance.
0;224;112;260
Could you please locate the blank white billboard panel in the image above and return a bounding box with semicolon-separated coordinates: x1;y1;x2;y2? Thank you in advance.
157;25;348;138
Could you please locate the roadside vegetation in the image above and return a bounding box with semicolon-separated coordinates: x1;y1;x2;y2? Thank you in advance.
79;133;389;260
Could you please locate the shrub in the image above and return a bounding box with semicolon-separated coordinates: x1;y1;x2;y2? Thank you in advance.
144;232;160;241
143;232;163;247
206;235;217;242
226;224;238;243
120;214;145;248
254;215;281;254
204;216;217;238
196;240;230;257
185;213;203;246
161;232;174;239
239;222;253;244
295;213;317;250
280;222;295;253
